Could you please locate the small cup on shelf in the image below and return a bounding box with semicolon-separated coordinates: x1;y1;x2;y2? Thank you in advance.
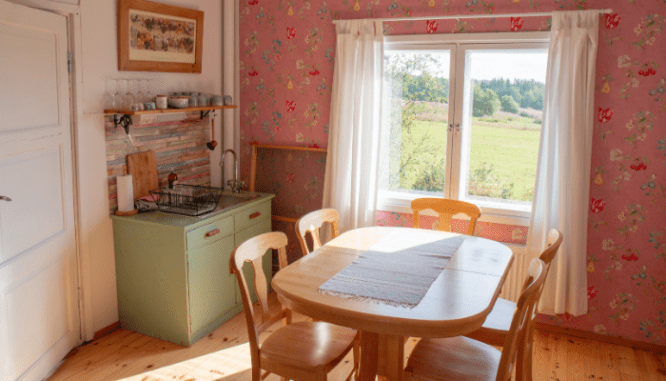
211;95;224;106
198;94;209;106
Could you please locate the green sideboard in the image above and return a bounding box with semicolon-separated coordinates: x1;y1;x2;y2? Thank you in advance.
111;192;274;346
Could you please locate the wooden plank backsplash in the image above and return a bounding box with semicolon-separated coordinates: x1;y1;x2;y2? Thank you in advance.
105;113;213;213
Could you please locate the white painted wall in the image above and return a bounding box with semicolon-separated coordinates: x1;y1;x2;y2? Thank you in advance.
75;0;225;336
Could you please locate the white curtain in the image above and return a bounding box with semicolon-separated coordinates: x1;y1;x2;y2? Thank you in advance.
526;10;599;316
322;20;384;234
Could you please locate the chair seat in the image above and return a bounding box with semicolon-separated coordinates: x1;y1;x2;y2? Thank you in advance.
261;321;357;370
465;297;516;347
405;336;502;381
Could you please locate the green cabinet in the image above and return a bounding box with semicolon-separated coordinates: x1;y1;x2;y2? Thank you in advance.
111;193;274;346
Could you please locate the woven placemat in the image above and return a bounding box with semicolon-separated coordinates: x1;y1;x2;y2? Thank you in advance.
319;230;465;308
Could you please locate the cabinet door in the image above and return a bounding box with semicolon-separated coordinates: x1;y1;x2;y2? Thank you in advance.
187;234;235;337
234;218;272;304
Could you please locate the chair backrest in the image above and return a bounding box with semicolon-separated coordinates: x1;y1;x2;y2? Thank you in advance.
536;229;563;304
230;231;290;372
411;198;481;235
295;208;340;256
495;258;546;381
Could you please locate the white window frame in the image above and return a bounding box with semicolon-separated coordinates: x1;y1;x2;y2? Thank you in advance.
379;32;550;227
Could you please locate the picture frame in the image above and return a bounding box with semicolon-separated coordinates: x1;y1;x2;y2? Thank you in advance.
118;0;204;73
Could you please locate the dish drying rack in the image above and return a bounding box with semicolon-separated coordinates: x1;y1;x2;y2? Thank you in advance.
149;184;223;216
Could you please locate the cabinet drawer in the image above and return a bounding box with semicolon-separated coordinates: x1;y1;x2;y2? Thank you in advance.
234;201;271;232
186;216;233;251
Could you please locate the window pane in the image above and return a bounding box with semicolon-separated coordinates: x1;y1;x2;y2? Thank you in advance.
381;50;451;196
460;49;547;207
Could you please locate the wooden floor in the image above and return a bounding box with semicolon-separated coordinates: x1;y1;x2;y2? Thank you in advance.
48;294;666;381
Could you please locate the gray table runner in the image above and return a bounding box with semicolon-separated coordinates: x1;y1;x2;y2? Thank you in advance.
319;230;465;308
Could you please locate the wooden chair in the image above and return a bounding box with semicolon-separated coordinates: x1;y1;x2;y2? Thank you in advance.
404;258;547;381
230;231;357;381
295;208;360;374
295;208;340;256
463;229;563;381
411;198;481;235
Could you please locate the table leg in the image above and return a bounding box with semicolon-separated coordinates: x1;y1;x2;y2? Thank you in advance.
377;334;404;381
357;331;379;381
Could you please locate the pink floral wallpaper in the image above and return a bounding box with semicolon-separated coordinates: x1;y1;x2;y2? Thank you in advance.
239;0;666;345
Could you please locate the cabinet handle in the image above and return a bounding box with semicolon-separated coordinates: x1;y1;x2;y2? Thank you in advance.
249;212;261;219
205;228;220;237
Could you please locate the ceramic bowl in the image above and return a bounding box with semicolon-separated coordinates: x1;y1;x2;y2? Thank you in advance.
169;96;189;109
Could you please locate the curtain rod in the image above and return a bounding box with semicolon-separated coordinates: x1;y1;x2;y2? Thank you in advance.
332;9;613;24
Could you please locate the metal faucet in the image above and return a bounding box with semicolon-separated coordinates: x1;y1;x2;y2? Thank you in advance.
221;149;244;193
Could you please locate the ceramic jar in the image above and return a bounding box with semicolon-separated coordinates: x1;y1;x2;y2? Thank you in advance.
156;95;167;110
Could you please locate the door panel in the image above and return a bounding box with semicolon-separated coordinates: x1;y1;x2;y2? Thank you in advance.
0;1;79;380
6;255;72;380
0;146;66;263
0;23;60;130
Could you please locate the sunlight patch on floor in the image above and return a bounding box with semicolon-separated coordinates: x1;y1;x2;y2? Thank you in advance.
118;343;252;381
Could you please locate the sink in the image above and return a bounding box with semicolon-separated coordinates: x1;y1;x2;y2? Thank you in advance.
197;192;261;218
218;193;260;209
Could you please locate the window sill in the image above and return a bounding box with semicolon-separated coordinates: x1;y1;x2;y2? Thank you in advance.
377;191;531;227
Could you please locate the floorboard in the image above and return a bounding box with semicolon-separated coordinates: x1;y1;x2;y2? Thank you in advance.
47;293;666;381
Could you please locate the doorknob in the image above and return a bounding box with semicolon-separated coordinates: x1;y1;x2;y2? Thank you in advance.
0;196;12;202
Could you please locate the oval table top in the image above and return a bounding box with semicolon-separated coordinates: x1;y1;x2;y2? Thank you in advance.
272;226;514;339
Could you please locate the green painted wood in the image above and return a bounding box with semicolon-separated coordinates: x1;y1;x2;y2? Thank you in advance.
234;217;272;304
187;234;236;338
186;215;233;252
111;192;275;347
112;220;190;346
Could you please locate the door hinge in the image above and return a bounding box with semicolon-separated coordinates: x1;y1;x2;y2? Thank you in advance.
67;52;73;73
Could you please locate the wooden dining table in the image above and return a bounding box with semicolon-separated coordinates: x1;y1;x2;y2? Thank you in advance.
271;226;514;381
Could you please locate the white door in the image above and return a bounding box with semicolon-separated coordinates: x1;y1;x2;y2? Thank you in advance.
0;1;81;380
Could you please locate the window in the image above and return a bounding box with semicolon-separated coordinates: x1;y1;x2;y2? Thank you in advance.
379;32;549;225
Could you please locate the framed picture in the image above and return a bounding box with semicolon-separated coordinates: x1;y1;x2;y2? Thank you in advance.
118;0;204;73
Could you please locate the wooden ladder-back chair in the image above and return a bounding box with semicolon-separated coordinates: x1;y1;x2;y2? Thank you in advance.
464;229;563;381
411;198;481;236
404;258;547;381
295;208;340;256
465;229;563;345
230;231;357;381
294;208;360;374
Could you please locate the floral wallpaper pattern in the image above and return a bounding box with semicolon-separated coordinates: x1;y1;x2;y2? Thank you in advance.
239;0;666;345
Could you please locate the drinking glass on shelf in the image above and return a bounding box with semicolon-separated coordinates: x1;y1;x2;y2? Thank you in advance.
135;79;145;104
122;79;136;111
117;79;128;109
142;79;153;103
104;79;119;110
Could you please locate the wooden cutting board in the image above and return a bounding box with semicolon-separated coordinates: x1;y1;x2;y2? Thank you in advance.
126;150;159;200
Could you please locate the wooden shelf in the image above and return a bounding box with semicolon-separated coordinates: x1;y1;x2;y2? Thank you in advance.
104;105;237;115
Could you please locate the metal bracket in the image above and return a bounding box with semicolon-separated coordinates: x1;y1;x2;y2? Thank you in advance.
200;110;210;119
113;114;132;134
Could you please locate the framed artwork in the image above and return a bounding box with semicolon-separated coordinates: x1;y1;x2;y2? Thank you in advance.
118;0;204;73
